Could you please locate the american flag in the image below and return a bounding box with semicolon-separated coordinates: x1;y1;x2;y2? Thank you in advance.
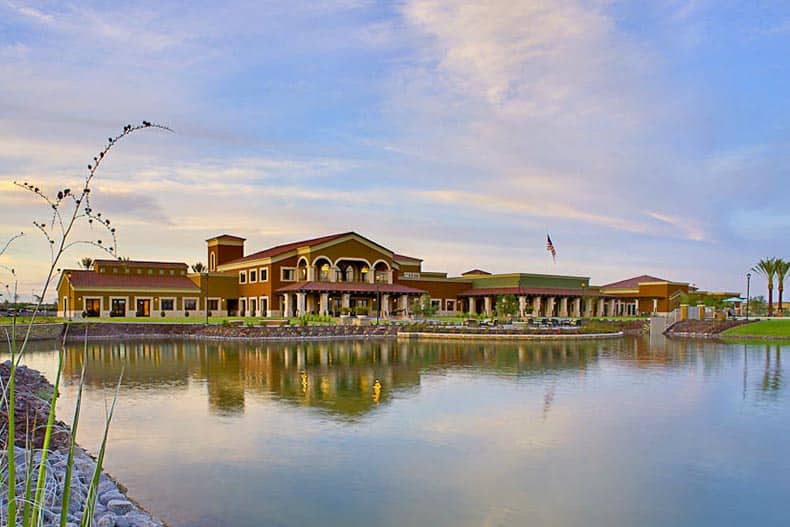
546;234;556;263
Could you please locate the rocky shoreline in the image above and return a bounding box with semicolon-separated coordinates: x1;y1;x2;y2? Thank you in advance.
6;320;645;343
0;362;163;527
664;319;752;339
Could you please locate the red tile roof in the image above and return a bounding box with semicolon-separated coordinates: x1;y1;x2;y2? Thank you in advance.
462;269;491;276
276;281;426;295
458;287;607;297
223;232;355;265
600;275;667;289
93;259;188;269
64;270;199;291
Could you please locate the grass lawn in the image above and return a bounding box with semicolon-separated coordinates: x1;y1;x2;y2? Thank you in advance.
721;319;790;338
0;316;62;325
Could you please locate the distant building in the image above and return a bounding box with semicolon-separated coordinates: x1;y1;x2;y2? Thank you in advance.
56;232;733;319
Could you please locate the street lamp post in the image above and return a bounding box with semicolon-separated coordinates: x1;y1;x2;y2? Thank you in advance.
746;272;751;321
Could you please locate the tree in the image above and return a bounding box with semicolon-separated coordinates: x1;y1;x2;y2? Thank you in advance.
775;258;789;314
752;258;779;316
410;294;437;317
495;294;519;318
191;262;206;273
79;257;93;269
749;295;767;316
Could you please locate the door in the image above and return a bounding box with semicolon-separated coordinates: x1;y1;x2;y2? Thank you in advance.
85;298;101;317
111;298;126;317
136;298;151;317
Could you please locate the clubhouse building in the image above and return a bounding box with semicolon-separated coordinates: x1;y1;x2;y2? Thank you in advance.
57;231;722;319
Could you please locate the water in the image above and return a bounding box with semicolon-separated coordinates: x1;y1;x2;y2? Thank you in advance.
3;336;788;526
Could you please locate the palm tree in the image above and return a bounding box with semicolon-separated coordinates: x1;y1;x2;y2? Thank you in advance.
191;262;206;273
775;258;790;314
752;257;779;317
79;256;93;269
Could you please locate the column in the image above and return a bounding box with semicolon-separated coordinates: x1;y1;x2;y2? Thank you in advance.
307;266;316;281
484;296;493;315
382;294;390;317
597;298;605;317
306;294;316;314
330;267;338;282
608;299;616;317
518;296;527;318
320;293;329;316
585;297;594;317
652;298;658;313
560;297;569;317
368;270;375;283
296;293;306;316
532;296;542;317
546;297;555;317
283;295;291;318
342;294;351;309
399;295;409;316
573;298;582;317
469;297;477;315
634;299;640;316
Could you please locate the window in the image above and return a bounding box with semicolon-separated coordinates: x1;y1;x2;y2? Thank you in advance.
111;298;126;317
249;269;257;283
281;268;296;281
403;272;420;279
207;299;219;311
319;264;330;281
446;300;455;311
262;298;270;316
259;268;268;282
210;253;216;271
184;298;197;311
239;271;247;284
159;269;165;275
431;299;441;310
161;298;174;311
169;270;175;275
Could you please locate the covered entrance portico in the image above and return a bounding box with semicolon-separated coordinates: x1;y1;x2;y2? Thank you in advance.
276;282;426;318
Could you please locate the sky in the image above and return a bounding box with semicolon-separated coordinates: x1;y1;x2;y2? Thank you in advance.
1;0;788;301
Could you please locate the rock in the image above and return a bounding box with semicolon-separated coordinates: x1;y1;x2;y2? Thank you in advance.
107;499;133;515
96;514;117;527
99;479;117;495
100;491;126;505
115;516;131;527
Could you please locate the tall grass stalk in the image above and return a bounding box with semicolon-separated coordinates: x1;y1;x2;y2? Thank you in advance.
59;334;88;527
80;371;123;527
28;345;64;527
1;122;168;527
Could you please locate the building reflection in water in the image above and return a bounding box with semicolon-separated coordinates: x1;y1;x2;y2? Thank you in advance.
60;338;608;418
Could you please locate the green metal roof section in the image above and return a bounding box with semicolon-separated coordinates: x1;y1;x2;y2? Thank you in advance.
460;273;591;290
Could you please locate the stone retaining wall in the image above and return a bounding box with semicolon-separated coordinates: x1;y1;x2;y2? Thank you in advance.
1;323;66;342
66;322;399;341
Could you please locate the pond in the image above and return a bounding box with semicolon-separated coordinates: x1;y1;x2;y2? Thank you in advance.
3;336;788;527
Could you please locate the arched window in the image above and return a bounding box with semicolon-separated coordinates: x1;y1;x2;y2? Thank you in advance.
320;263;330;281
210;252;216;271
345;266;354;282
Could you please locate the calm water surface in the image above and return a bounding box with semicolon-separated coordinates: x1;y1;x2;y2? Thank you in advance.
3;336;788;527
